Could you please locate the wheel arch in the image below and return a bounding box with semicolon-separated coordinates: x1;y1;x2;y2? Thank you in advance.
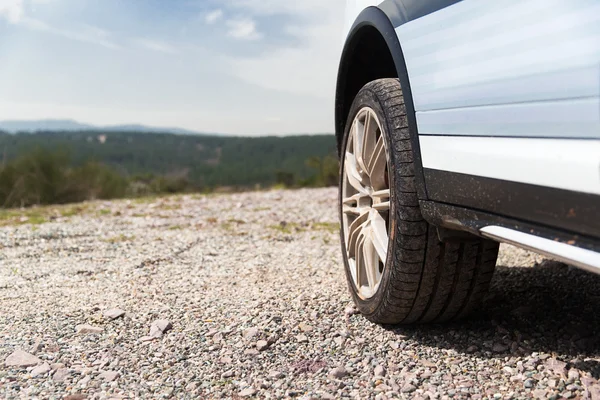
335;6;428;200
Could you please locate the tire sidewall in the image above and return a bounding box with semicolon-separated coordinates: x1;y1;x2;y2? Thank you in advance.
339;84;399;317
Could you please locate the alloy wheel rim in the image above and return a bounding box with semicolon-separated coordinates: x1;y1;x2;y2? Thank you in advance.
342;107;391;300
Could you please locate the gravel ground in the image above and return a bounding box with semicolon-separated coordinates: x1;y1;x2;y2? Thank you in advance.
1;187;599;400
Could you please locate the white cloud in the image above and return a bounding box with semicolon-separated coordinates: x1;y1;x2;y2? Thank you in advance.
224;0;345;100
0;0;24;23
204;9;223;24
226;18;261;40
133;38;178;54
20;17;120;49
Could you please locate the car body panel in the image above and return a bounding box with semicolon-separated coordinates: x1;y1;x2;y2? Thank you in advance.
339;0;600;266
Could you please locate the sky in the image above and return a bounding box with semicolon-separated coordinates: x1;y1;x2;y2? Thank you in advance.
0;0;346;135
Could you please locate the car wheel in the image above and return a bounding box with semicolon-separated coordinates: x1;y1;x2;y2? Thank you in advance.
339;78;500;324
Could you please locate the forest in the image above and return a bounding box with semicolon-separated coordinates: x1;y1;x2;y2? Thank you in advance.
0;130;340;207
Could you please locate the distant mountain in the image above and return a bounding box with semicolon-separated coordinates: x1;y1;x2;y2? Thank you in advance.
0;119;206;135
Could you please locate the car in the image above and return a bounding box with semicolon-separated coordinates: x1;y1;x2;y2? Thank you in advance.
335;0;600;324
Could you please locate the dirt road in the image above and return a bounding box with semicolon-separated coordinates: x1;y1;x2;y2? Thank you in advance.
1;188;599;399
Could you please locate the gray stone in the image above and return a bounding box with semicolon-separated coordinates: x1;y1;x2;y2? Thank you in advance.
329;366;347;379
297;334;308;343
492;343;508;353
298;322;313;332
149;319;172;338
104;308;126;320
268;370;284;379
256;340;269;351
401;384;417;393
239;388;257;397
76;324;103;334
4;350;42;367
53;368;70;382
243;327;259;340
374;365;386;377
30;362;51;377
99;370;119;382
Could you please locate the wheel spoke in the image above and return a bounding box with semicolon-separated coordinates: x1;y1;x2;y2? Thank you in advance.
368;137;387;190
344;153;368;194
361;111;377;171
362;230;379;291
369;211;389;264
346;213;368;258
352;119;368;174
372;201;390;212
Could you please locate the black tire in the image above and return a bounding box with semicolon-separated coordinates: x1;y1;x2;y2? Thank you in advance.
339;78;499;324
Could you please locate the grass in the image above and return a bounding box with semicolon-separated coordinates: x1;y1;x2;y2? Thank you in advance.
104;234;135;243
269;221;338;235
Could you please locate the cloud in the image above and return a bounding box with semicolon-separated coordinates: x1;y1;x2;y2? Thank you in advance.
226;18;261;40
0;0;24;23
21;17;120;49
0;0;119;49
223;0;345;99
204;9;223;24
133;38;178;54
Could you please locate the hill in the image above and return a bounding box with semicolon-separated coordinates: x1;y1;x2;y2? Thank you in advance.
0;130;338;190
0;119;205;136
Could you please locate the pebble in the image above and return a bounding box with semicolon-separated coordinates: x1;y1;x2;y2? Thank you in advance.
75;324;103;334
329;366;348;379
0;188;597;399
297;334;308;343
256;340;269;351
4;350;42;367
104;308;126;320
99;371;119;382
239;388;257;397
30;362;51;377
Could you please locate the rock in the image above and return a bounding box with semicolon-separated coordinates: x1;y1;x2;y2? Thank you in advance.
401;384;417;393
104;308;126;320
421;360;436;368
389;341;399;350
244;349;259;356
374;365;386;377
298;322;313;332
297;334;308;343
588;384;600;400
4;349;42;367
185;382;198;391
31;338;43;354
568;369;580;381
532;389;547;399
76;324;103;334
243;327;259;340
344;306;358;316
492;343;508;353
466;345;478;353
64;395;86;400
99;370;119;382
149;319;172;338
53;368;70;382
329;366;347;379
239;388;257;397
546;358;568;377
256;340;269;351
268;370;284;379
30;362;51;377
524;379;535;388
221;370;235;378
51;363;65;370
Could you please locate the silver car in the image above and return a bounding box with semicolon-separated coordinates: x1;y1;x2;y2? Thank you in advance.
336;0;600;324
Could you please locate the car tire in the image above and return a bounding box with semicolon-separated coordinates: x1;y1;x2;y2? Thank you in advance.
339;78;499;324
